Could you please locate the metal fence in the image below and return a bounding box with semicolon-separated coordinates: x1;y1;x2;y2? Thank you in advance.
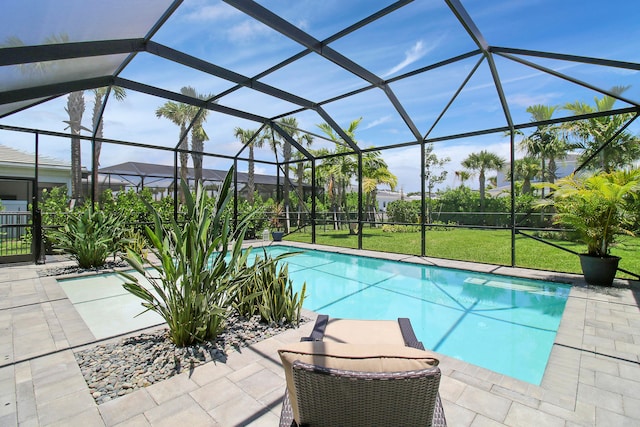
0;211;32;257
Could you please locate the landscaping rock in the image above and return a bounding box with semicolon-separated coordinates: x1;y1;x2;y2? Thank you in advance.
75;313;307;404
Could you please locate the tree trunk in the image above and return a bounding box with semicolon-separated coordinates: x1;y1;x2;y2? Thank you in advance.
192;135;203;186
92;91;104;204
548;157;557;184
328;175;338;230
66;91;85;206
479;170;486;212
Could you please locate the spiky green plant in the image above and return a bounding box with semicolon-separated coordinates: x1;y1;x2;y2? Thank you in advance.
537;168;640;257
48;208;122;268
120;168;256;346
234;249;306;325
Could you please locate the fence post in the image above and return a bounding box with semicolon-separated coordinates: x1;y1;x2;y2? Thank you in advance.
34;208;45;264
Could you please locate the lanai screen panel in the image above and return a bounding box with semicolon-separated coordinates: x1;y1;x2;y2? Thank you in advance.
0;0;176;116
1;0;175;44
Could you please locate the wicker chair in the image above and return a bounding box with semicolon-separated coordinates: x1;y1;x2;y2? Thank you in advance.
279;315;447;427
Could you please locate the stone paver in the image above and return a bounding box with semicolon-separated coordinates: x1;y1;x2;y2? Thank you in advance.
0;245;638;426
145;373;199;405
99;389;157;426
189;377;245;411
144;394;213;427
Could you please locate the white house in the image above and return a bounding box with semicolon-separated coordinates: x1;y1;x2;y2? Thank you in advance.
492;153;581;196
376;189;420;211
0;144;73;211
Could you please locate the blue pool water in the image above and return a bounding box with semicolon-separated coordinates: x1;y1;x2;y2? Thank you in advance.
253;245;571;385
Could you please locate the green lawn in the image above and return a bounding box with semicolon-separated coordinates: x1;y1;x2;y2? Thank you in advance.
284;226;640;280
0;239;31;256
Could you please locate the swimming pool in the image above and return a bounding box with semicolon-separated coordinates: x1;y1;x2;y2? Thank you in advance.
256;245;571;385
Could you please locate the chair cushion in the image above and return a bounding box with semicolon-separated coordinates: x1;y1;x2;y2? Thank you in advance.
278;342;439;423
322;319;406;345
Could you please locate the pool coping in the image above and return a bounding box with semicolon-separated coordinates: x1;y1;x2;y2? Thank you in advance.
3;242;639;425
265;241;640;420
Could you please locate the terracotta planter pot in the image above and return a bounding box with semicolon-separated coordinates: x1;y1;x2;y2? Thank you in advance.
578;254;620;287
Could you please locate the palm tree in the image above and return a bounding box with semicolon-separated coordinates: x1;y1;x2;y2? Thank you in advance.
317;119;361;229
156;101;191;202
234;127;265;204
271;117;302;231
362;151;397;221
90;86;126;203
507;157;541;195
290;133;314;225
520;104;568;185
317;118;397;226
180;86;213;185
454;170;471;188
461;150;506;211
64;91;87;204
563;86;640;172
309;147;332;209
322;151;357;229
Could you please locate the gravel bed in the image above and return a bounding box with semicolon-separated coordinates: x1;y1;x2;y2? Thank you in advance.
41;258;307;404
75;313;307;404
39;259;130;277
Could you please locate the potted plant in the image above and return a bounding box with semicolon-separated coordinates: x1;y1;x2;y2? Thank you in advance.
270;202;285;241
537;168;640;286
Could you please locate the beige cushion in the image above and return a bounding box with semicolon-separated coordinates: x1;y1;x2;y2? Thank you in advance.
278;341;440;422
323;319;406;345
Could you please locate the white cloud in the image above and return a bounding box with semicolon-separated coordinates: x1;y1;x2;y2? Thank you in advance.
507;92;562;108
383;38;441;78
296;19;310;32
363;116;391;130
183;3;240;22
227;20;272;43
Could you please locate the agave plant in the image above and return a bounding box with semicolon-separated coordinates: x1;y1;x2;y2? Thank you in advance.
48;208;122;268
120;167;256;346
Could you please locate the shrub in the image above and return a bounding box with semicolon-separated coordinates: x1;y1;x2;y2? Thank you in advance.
120;168;257;347
427;221;456;231
48;208;123;268
381;224;421;233
40;185;70;226
381;222;454;233
386;200;420;223
236;198;268;238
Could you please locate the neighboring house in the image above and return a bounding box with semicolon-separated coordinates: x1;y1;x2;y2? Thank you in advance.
98;162;314;202
492;153;580;196
376;189;420;211
0;144;73;211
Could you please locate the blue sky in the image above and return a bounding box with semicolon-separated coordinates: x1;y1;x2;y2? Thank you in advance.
1;0;639;193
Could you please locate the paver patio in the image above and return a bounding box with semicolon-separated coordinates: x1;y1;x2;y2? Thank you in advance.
1;242;639;426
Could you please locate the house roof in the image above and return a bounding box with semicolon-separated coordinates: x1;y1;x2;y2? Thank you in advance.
0;143;69;167
99;161;308;187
